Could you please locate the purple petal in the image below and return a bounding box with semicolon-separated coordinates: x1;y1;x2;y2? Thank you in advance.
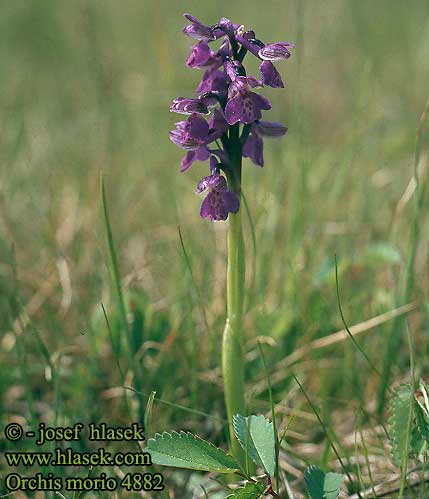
260;61;284;88
186;41;212;67
180;151;196;172
187;114;210;141
209;108;229;134
183;13;202;24
250;92;271;111
243;132;264;166
200;195;212;218
225;95;243;125
181;146;210;173
224;60;239;81
182;13;215;41
246;76;262;88
195;146;211;161
196;69;228;94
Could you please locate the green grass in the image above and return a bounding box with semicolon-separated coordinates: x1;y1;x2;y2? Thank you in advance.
1;1;429;497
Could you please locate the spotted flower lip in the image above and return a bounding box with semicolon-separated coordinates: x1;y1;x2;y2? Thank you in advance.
196;174;240;221
258;42;295;61
170;97;209;115
225;77;271;125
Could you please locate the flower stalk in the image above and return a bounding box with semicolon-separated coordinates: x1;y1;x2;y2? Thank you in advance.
223;128;247;462
169;13;294;462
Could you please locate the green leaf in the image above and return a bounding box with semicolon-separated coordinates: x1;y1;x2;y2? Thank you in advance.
147;431;241;473
388;384;413;467
233;414;275;476
225;481;265;498
304;465;343;499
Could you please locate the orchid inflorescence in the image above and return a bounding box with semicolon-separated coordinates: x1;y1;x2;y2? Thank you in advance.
169;13;293;222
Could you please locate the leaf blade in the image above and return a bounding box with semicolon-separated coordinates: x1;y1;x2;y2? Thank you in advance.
147;431;240;473
233;414;275;476
304;465;343;499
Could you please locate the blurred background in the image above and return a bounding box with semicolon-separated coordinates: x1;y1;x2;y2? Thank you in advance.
1;0;429;497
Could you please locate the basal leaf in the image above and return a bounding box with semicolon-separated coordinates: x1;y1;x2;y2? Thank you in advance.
388;384;413;467
225;481;265;498
233;414;275;476
304;465;343;499
147;431;240;473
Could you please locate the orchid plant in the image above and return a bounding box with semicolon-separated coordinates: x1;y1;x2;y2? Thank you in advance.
169;13;293;464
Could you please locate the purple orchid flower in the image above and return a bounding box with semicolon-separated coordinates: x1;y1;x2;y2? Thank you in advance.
225;76;271;125
196;174;240;221
170;13;293;221
171;110;228;172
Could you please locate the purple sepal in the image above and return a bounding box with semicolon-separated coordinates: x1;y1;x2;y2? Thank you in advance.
258;42;295;61
186;41;212;67
181;147;211;172
243;131;264;166
170;97;209;115
256;120;288;137
182;13;216;41
196;68;228;94
260;61;284;88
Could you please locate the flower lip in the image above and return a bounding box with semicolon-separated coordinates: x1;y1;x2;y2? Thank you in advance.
196;174;240;221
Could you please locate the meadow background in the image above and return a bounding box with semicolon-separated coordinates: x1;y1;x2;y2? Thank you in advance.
1;0;429;497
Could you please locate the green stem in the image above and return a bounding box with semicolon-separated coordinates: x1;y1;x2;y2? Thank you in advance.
222;125;247;466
